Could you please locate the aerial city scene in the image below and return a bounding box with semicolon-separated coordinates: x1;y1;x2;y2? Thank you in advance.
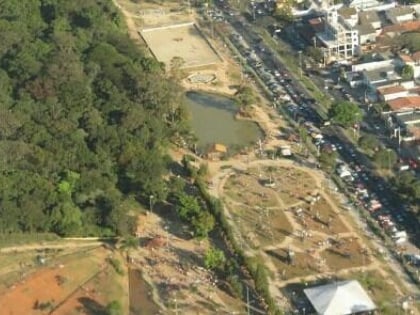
0;0;419;314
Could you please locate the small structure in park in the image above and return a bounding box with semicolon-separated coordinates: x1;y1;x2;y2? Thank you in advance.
206;143;227;160
287;247;295;265
304;280;376;315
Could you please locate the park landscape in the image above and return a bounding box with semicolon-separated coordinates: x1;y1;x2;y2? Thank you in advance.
0;0;418;314
207;158;416;313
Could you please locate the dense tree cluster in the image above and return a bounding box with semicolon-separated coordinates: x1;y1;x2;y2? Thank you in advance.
0;0;188;236
393;172;420;210
328;101;363;128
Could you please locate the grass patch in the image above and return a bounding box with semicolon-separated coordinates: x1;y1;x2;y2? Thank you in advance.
224;173;279;208
107;257;124;275
229;204;293;248
266;249;318;280
321;237;371;270
0;233;59;247
306;197;349;234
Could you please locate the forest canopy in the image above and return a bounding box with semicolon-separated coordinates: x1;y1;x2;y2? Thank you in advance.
0;0;188;236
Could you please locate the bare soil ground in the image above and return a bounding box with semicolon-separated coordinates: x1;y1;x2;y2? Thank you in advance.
115;0;242;96
141;24;221;68
129;212;247;315
321;237;371;271
0;247;127;315
266;249;319;280
228;203;293;249
224;172;279;208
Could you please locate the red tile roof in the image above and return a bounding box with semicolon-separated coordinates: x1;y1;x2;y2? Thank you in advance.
388;96;420;111
378;85;406;95
412;51;420;62
382;21;420;34
399;54;414;63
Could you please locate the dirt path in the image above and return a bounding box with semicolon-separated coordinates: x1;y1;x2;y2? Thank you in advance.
112;0;144;44
0;241;102;253
207;156;413;307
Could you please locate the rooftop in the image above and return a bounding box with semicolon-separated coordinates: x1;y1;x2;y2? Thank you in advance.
338;6;357;18
382;20;420;35
304;280;376;315
386;6;414;18
359;11;381;24
399;53;414;63
357;23;376;35
395;110;420;124
412;51;420;62
388;96;420;111
364;66;401;84
378;85;406;95
308;17;326;33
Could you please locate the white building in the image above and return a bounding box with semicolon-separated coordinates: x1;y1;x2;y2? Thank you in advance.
385;6;415;25
316;8;359;60
377;85;409;101
346;0;396;11
304;280;376;315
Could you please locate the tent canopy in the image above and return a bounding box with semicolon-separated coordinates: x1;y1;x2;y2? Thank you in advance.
304;280;376;315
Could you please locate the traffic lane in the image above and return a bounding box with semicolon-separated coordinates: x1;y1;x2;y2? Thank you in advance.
323;133;419;237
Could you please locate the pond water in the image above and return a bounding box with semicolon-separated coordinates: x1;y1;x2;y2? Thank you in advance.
185;91;263;151
129;269;160;315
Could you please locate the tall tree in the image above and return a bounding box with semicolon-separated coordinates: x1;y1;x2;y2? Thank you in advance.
328;101;363;127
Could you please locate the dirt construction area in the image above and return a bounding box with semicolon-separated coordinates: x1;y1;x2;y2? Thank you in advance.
0;246;128;315
141;23;222;68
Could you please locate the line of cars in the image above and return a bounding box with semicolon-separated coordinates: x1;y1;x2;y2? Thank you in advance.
338;163;410;244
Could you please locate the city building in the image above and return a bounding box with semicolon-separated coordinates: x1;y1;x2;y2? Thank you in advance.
378;85;409;101
388;96;420;112
315;8;359;60
385;6;415;25
304;280;376;315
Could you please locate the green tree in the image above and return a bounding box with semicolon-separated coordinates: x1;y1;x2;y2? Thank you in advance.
274;0;295;23
319;151;338;171
106;300;122;315
192;211;215;238
373;149;397;169
305;46;323;63
394;172;420;203
0;0;188;236
328;101;363;127
169;56;185;80
298;125;309;153
235;85;256;109
204;247;226;270
51;202;83;236
177;193;201;221
401;64;414;80
358;134;379;152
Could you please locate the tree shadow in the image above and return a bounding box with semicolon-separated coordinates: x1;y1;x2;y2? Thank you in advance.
167;160;187;177
78;297;106;315
266;248;289;264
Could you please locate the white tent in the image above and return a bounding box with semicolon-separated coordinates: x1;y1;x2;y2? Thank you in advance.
304;280;376;315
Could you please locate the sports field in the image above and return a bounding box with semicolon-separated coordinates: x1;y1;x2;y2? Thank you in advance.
141;23;221;68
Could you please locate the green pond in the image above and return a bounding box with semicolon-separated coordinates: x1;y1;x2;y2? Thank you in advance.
185;91;263;151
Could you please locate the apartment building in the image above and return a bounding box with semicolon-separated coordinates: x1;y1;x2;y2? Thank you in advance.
316;8;359;60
